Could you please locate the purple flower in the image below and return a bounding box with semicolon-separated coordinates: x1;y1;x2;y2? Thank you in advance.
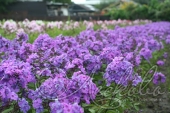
18;98;30;113
33;98;44;113
35;76;68;100
19;43;33;61
50;53;68;68
33;34;53;51
0;84;18;101
71;73;99;104
140;48;152;60
49;100;84;113
163;52;168;58
0;59;35;89
9;92;18;101
15;31;28;43
157;60;164;66
83;55;101;74
104;57;142;86
0;36;10;53
135;55;141;66
147;39;160;51
49;100;63;113
132;74;142;86
100;47;121;64
26;53;39;64
89;41;103;53
153;72;166;84
72;103;84;113
165;35;170;44
125;52;134;61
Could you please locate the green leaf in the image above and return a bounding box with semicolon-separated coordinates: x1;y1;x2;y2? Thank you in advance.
27;83;35;89
134;104;140;111
89;108;96;113
43;109;50;113
2;106;13;113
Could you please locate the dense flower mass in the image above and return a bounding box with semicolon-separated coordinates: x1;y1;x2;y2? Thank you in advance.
104;57;142;86
0;21;169;112
0;19;152;33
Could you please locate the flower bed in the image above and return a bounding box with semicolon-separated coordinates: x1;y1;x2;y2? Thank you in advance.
0;21;170;113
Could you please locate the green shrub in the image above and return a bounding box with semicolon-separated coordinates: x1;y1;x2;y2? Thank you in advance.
110;9;128;20
156;1;170;21
108;0;170;21
131;5;149;20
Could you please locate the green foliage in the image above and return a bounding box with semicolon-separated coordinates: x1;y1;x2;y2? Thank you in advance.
95;0;119;10
110;9;128;20
131;5;149;19
44;0;71;3
133;0;149;5
2;106;14;113
156;0;170;21
133;0;165;5
0;0;16;13
109;1;138;20
107;0;170;21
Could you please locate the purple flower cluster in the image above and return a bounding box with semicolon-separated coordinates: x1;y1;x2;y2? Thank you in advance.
104;57;142;86
18;98;31;113
49;100;84;113
0;21;170;112
153;72;166;84
0;59;35;89
28;72;99;104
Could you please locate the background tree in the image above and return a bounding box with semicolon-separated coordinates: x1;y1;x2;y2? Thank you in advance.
132;0;149;4
0;0;16;13
44;0;71;3
133;0;165;5
95;0;118;10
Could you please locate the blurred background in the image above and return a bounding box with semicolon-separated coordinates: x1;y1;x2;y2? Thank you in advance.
0;0;169;21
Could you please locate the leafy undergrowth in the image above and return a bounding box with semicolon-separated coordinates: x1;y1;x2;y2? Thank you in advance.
138;44;170;113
